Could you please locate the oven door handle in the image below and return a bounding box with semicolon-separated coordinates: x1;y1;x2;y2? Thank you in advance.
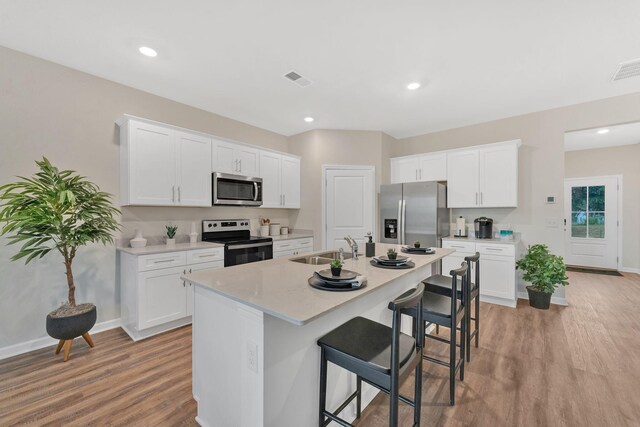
227;242;273;250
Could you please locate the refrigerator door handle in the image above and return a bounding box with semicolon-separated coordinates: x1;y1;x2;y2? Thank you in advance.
401;199;407;245
397;200;403;244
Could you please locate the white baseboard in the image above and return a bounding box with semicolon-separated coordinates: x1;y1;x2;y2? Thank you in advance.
0;317;121;360
517;291;567;306
621;267;640;274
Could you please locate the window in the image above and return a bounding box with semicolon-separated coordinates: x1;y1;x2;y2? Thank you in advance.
571;185;605;239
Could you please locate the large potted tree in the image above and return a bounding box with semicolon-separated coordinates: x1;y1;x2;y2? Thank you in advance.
0;157;120;361
516;244;569;309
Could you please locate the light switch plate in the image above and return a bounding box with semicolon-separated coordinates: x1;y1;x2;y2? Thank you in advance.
546;218;559;228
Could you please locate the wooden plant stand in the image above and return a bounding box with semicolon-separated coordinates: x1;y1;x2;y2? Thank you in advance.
54;332;95;362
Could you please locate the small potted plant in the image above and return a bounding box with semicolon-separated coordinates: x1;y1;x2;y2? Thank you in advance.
387;248;398;260
516;244;569;309
330;259;343;276
165;225;178;245
414;241;421;248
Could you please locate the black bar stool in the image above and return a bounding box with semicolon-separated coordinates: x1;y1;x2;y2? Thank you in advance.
401;262;468;406
317;283;425;427
424;253;480;362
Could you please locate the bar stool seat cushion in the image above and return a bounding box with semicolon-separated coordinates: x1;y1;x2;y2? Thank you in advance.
318;316;416;374
422;274;477;297
400;292;465;321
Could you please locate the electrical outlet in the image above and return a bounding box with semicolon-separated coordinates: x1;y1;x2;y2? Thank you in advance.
545;218;559;228
247;341;258;373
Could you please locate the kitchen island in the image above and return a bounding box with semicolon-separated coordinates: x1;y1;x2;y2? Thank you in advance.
183;244;453;427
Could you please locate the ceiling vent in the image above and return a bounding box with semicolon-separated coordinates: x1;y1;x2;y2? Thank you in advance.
284;70;313;87
611;58;640;81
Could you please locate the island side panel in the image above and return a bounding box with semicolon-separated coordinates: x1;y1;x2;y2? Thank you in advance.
263;264;432;427
193;284;265;427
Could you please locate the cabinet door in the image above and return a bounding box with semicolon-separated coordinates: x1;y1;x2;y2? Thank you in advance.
447;149;479;208
186;261;224;315
479;254;515;300
138;266;187;330
281;156;300;208
212;139;238;174
273;249;295;259
479;144;518;207
442;253;467;277
128;121;176;205
176;131;212;207
391;157;420;184
259;151;282;208
418;153;447;182
238;146;260;177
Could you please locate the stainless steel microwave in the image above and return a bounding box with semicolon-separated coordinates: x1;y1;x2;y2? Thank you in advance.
212;172;263;206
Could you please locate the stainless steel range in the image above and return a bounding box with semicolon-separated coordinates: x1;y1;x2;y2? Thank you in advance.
201;219;273;267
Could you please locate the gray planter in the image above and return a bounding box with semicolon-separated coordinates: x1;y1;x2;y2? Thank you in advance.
526;286;551;310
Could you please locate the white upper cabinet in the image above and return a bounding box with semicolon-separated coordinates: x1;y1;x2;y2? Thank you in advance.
259;151;300;209
212;139;259;176
119;118;211;207
446;149;480;208
390;153;447;184
176;131;212;206
479;144;518;207
447;142;519;208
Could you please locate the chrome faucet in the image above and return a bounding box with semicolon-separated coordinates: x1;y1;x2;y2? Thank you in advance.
344;236;359;260
338;247;345;263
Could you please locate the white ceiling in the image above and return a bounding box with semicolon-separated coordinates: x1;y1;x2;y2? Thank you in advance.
565;121;640;151
1;1;640;138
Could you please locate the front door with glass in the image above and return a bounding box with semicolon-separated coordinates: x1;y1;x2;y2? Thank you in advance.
564;176;619;269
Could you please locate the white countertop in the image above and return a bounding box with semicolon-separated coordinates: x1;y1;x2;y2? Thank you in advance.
269;231;314;241
183;243;452;326
117;241;224;255
442;233;521;245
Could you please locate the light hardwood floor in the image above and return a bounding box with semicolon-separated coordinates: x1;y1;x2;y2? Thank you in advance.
1;271;639;426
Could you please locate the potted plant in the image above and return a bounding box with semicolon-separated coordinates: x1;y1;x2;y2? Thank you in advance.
330;259;343;276
516;244;569;309
387;248;397;260
0;158;120;361
165;225;178;245
414;241;421;248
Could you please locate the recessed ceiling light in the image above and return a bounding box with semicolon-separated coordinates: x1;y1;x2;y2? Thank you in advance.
407;82;421;90
304;117;314;123
597;128;610;134
138;46;157;57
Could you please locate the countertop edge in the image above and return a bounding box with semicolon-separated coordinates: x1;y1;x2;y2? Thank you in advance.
117;241;224;255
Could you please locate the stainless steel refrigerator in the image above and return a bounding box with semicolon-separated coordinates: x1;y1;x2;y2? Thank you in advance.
380;181;449;248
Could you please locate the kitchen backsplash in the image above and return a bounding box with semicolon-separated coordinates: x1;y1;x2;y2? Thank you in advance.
117;206;291;246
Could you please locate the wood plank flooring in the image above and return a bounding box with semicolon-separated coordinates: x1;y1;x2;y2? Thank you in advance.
1;271;639;426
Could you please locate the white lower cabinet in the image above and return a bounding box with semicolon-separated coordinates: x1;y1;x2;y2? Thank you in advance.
120;247;224;340
273;237;314;258
442;240;516;307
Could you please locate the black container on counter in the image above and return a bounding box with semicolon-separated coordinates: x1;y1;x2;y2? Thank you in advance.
365;233;375;257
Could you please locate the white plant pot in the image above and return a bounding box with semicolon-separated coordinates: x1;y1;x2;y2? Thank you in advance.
166;238;176;246
130;229;147;248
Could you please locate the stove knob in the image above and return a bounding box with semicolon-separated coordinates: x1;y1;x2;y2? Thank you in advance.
213;223;218;227
207;223;212;228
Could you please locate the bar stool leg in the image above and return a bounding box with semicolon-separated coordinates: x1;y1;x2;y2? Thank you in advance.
449;322;456;406
356;375;362;418
460;312;466;382
466;293;472;363
319;348;327;427
475;296;480;348
414;349;423;426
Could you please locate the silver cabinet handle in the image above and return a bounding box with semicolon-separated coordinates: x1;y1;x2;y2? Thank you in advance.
480;192;483;205
178;186;181;203
189;268;192;273
239;159;242;172
475;192;478;205
415;170;418;181
283;194;286;205
153;258;175;264
172;186;175;203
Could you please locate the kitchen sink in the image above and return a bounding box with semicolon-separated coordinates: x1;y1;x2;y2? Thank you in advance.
290;251;353;265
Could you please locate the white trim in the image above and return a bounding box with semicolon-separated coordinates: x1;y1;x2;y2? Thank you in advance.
321;165;377;251
517;291;568;306
563;174;623;271
621;267;640;274
0;317;121;360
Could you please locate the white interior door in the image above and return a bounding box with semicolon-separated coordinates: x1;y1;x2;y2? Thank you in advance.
324;167;375;251
564;176;619;269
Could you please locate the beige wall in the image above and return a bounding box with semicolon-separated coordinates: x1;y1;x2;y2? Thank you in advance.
288;130;386;249
0;46;291;348
565;144;640;270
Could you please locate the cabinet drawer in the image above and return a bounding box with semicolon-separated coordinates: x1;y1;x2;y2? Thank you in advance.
442;240;476;253
292;238;313;249
476;243;514;257
273;240;295;251
273;249;295;259
187;248;224;265
138;252;186;271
